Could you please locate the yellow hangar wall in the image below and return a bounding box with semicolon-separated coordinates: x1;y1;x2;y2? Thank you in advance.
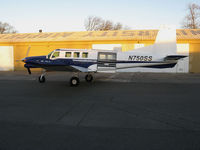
189;43;200;73
0;29;200;73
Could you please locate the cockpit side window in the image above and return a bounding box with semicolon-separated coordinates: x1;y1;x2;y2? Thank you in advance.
47;51;53;59
51;52;60;59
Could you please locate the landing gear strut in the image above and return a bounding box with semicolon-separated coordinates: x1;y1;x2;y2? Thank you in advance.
85;74;93;82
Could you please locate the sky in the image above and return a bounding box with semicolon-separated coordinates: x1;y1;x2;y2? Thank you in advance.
0;0;200;33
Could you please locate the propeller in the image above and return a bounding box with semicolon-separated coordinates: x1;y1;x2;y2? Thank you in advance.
26;46;31;57
15;46;32;62
25;46;32;75
15;46;32;75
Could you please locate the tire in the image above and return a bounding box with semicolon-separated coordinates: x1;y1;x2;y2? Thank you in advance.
70;77;80;86
38;75;45;83
85;74;93;82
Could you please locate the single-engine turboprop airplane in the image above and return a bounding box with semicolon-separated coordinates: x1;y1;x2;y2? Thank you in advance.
22;27;187;86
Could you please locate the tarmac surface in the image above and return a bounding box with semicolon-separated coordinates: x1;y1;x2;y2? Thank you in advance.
0;71;200;150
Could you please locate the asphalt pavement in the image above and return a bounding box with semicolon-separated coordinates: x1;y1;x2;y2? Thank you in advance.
0;71;200;150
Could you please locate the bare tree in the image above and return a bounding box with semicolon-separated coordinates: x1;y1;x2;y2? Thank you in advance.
99;20;113;31
123;26;131;30
113;22;123;30
182;3;200;29
0;22;17;34
84;16;130;31
84;16;102;31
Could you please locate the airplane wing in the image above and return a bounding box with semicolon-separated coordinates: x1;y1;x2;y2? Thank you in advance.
43;65;83;72
70;65;89;72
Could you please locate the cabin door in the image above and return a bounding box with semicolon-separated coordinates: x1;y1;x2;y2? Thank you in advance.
97;52;117;73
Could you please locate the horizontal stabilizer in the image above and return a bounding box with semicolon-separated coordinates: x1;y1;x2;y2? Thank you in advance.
164;55;187;61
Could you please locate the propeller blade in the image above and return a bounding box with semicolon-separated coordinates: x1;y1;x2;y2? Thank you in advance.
27;68;31;75
15;60;22;62
26;46;31;57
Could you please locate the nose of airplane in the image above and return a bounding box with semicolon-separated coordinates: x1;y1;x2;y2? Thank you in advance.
21;57;27;63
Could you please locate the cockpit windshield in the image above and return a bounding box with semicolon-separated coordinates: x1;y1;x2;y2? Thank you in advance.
47;51;54;59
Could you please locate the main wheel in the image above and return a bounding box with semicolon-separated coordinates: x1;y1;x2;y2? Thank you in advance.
70;77;80;86
85;74;93;82
38;75;45;83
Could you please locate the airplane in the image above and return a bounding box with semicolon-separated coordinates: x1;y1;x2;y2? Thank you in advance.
22;26;187;86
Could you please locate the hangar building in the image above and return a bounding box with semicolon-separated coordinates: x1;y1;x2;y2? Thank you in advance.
0;29;200;73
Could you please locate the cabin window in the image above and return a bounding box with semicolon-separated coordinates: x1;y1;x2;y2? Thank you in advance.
74;52;80;58
98;52;116;61
51;52;60;58
82;52;88;58
99;54;106;59
65;52;71;58
107;54;116;60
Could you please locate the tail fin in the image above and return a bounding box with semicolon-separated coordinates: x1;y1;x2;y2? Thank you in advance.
127;25;177;57
155;25;176;44
154;25;177;56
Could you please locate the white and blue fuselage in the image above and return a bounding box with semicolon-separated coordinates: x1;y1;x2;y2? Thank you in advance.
23;48;184;73
22;26;187;86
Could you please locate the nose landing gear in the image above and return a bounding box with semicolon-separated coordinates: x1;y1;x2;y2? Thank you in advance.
38;71;46;83
70;76;80;86
38;75;46;83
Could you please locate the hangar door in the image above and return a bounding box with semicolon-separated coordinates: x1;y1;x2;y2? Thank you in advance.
0;46;14;71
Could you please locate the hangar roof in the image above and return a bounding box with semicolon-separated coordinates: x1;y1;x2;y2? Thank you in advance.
0;29;200;43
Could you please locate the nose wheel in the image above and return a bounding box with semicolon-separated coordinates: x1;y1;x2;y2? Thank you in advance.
38;75;46;83
70;77;80;86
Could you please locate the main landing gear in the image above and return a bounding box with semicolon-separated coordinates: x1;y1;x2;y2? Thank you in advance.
85;74;93;82
70;74;94;86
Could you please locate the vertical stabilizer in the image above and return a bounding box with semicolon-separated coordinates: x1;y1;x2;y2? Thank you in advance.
154;25;177;56
155;25;176;44
125;25;177;58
